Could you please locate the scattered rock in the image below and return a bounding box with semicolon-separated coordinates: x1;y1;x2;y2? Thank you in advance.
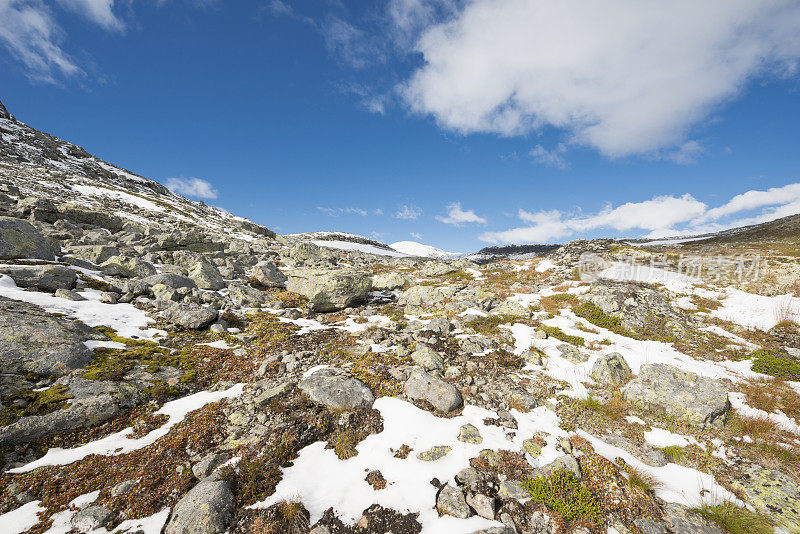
416;445;451;461
592;352;632;385
458;423;483;444
437;484;471;518
165;479;236;534
286;268;372;312
0;264;76;291
298;367;375;410
251;261;287;288
404;369;463;412
162;303;219;329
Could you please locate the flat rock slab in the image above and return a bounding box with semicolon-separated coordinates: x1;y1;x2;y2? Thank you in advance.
0;296;104;375
299;367;375;410
286;269;372;312
0;264;76;291
0;216;58;260
162;303;218;329
623;364;730;428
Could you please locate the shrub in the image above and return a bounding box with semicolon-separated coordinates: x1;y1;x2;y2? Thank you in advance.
749;349;800;380
541;325;585;346
523;470;600;523
572;301;634;337
661;445;684;463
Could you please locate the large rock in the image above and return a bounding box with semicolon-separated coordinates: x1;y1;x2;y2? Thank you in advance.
298;367;375;410
372;272;411;290
437;484;471;518
0;216;58;260
228;282;267;308
188;261;226;290
733;466;800;531
59;203;124;232
142;273;198;290
0;265;76;291
165;479;235;534
591;352;632;386
410;345;445;371
404;369;463;412
398;285;445;309
101;256;157;278
622;364;730;427
0;297;104;375
0;377;145;446
286;269;371;312
66;245;120;265
251;261;286;288
162;303;218;329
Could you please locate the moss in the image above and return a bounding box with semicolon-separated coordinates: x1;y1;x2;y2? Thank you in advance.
267;291;308;309
541;325;585;346
247;312;299;356
143;381;180;403
344;350;408;398
523;469;600;523
95;325;157;347
572;301;635;337
0;385;73;426
78;273;112;292
747;349;800;381
440;269;472;282
81;344;180;381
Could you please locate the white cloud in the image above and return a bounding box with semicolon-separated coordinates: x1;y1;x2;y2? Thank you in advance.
316;206;379;217
529;143;568;169
435;202;486;226
0;0;81;82
394;204;422;220
410;231;422;239
56;0;124;31
401;0;800;158
166;177;219;200
480;183;800;244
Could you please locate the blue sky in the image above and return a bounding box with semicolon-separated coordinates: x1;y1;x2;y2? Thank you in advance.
2;0;800;252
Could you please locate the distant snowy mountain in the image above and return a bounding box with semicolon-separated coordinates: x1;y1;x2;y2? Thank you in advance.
389;241;461;259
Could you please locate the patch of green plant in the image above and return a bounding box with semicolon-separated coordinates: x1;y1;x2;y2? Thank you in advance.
79;273;112;292
143;380;179;402
441;269;472;281
328;428;358;459
572;301;634;337
345;350;408;398
494;348;525;369
0;385;73;426
247;312;299;356
82;345;187;381
661;445;684;463
691;502;773;534
95;325;157;347
541;325;585;346
523;469;600;523
466;314;519;335
748;349;800;381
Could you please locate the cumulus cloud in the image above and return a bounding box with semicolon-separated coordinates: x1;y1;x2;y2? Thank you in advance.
410;231;423;239
394;204;422;220
480;183;800;244
401;0;800;158
435;202;486;226
166;177;219;200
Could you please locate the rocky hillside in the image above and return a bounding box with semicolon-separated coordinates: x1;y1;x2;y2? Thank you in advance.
1;102;800;534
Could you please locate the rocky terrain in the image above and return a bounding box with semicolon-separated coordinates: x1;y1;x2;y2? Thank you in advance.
1;100;800;534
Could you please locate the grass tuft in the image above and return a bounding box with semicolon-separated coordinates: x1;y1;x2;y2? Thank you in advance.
661;445;684;463
691;502;774;534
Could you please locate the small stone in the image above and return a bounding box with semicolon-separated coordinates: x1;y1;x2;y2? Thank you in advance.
55;288;86;301
417;445;452;461
72;505;113;532
458;424;483;444
466;492;496;519
479;449;500;467
498;479;528;500
558;344;589;363
522;438;543;457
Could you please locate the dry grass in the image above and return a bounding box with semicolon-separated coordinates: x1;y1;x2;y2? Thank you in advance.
774;295;797;326
691;502;774;534
328;429;358;459
623;464;661;493
252;500;309;534
732;411;780;438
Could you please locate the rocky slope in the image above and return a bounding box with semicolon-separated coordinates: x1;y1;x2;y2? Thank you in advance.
1;101;800;534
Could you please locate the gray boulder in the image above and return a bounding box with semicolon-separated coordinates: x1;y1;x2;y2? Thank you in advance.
101;256;157;278
623;364;730;427
228;282;267;308
437;484;471;518
162;303;218;329
67;245;120;265
372;272;411;290
286;269;371;312
0;216;58;260
410;345;445;372
142;273;198;290
398;285;445;309
59;203;124;232
591;352;632;385
0;264;76;291
251;261;287;288
72;505;113;532
55;288;87;301
188;261;226;290
404;369;463;412
165;479;235;534
298;367;375;410
0;297;103;375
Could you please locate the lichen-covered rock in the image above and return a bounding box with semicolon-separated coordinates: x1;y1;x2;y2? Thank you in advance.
72;505;113;532
101;256;157;278
591;352;632;385
398;285;445;310
286;268;371;312
0;216;58;260
490;300;532;318
251;260;287;288
372;271;411;290
298;367;375;410
59;203;124;232
466;492;496;519
162;303;218;329
228;282;267;308
558;344;588;363
404;369;463;412
0;297;103;375
165;479;235;534
410;345;445;371
622;364;730;427
437;484;471;518
416;445;451;461
733;465;800;531
661;503;724;534
188;261;225;290
458;424;483;444
0;264;76;291
66;244;120;265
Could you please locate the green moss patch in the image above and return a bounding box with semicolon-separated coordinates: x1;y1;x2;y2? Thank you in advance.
523;469;600;523
0;385;73;426
747;349;800;381
541;325;585;347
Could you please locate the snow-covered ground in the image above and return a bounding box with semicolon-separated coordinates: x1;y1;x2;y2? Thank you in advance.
389;241;462;259
312;240;409;257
